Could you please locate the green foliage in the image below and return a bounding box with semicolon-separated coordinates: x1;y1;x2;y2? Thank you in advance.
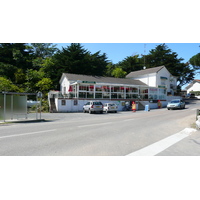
0;62;17;81
111;67;127;78
30;43;58;58
118;55;143;74
36;78;53;96
0;43;197;102
0;77;22;92
50;43;109;88
189;53;200;69
29;100;49;113
189;91;200;96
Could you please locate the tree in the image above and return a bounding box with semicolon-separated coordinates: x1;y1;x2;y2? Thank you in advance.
0;62;17;81
105;62;116;76
48;43;109;89
143;44;195;87
30;43;58;59
111;67;127;78
0;43;33;71
117;55;143;74
189;53;200;69
0;77;22;92
36;78;53;97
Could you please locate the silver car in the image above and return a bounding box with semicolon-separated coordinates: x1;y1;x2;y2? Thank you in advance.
167;99;185;110
103;103;118;113
83;101;103;114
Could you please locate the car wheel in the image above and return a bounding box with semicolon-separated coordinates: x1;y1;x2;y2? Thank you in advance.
83;109;86;113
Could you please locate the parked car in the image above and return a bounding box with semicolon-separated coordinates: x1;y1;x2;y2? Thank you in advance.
83;101;103;114
103;103;118;113
186;93;195;98
167;99;185;110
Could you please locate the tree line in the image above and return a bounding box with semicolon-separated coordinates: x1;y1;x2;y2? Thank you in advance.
0;43;199;98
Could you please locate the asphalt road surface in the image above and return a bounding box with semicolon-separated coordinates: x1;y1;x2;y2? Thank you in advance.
1;99;200;156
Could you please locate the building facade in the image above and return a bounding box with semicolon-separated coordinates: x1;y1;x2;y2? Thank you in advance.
48;69;176;112
126;66;177;95
185;80;200;93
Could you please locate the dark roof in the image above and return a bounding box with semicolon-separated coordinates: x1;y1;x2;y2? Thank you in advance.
126;66;165;78
61;73;147;86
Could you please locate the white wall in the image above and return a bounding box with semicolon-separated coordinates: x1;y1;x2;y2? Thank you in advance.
60;77;70;95
187;82;200;93
54;98;184;112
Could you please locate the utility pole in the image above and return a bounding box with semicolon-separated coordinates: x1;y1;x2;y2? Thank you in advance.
143;44;146;69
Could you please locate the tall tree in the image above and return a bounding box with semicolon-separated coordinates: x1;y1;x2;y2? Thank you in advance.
189;53;200;69
118;55;143;74
30;43;58;58
143;44;195;87
47;43;109;89
0;43;33;83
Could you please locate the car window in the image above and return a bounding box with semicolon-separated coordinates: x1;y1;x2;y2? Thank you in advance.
94;102;102;105
171;100;180;103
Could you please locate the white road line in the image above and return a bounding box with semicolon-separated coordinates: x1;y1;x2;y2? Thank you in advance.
127;128;196;156
78;122;113;128
0;129;56;140
123;119;135;122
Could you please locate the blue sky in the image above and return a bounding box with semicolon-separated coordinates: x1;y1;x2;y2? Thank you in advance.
56;43;199;64
55;43;200;88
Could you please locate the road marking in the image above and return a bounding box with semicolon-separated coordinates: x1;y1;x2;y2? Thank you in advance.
0;129;56;140
78;122;112;128
123;119;135;122
127;128;196;156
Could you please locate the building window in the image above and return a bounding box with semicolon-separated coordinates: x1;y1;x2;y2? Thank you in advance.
61;100;66;106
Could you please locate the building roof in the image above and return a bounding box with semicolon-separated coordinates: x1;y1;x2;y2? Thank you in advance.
60;73;148;86
126;66;165;78
185;80;200;90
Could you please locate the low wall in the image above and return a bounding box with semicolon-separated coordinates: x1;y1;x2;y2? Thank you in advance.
53;96;182;112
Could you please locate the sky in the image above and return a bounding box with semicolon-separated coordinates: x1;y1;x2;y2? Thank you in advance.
55;43;200;89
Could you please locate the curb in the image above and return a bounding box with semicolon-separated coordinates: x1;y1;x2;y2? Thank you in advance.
0;119;46;124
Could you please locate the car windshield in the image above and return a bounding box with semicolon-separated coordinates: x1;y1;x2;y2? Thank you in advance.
93;102;102;105
170;100;180;103
108;104;115;106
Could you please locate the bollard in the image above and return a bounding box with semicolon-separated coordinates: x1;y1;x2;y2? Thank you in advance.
145;105;150;112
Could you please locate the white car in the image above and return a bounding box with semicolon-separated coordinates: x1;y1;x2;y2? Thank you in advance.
103;103;118;113
83;101;103;114
167;99;185;110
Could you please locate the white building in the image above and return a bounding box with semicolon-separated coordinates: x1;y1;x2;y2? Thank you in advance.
185;80;200;93
126;66;177;95
48;66;179;112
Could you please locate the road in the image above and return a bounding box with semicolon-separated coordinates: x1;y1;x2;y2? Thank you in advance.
0;99;200;156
